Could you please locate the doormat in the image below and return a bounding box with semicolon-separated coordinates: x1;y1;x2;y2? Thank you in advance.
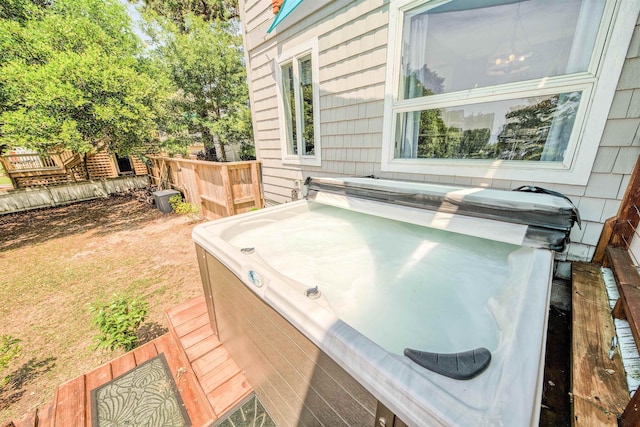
90;353;191;427
215;393;277;427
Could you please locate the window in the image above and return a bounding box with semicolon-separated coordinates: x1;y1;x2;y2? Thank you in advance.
115;154;133;175
382;0;638;185
275;39;321;166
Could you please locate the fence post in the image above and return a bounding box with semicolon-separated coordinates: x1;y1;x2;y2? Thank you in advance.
220;163;235;216
250;162;262;209
193;163;207;218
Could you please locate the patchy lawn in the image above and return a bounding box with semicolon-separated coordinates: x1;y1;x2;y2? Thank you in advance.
0;194;205;423
0;164;11;187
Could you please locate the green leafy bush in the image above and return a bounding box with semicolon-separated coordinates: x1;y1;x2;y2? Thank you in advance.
0;334;21;385
169;194;200;218
89;294;148;352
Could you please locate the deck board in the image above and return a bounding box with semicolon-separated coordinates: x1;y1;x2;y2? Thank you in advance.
166;296;254;420
206;372;252;416
35;402;54;427
174;312;210;338
84;363;112;427
191;346;230;376
12;410;36;427
53;376;85;427
184;334;221;362
153;334;216;425
180;323;214;349
199;358;244;393
132;339;159;365
166;296;206;326
572;262;629;425
110;352;136;378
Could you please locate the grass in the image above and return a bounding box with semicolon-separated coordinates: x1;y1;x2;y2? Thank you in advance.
0;164;10;186
0;195;204;422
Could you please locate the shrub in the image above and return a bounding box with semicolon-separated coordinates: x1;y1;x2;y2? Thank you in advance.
169;194;200;218
89;294;148;352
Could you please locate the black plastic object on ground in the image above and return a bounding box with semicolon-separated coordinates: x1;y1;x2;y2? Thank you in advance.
153;189;180;213
404;347;492;380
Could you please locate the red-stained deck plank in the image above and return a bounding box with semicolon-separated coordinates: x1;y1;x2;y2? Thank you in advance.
179;323;214;349
198;358;242;395
12;410;36;427
154;334;216;425
206;372;252;416
184;334;221;363
191;346;230;378
84;363;112;392
35;403;54;427
53;375;85;427
166;296;206;326
84;363;112;427
174;312;210;339
166;294;205;317
110;352;136;378
132;339;159;365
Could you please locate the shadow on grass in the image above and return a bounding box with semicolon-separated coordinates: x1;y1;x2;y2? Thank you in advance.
0;357;56;410
136;322;169;346
0;194;163;252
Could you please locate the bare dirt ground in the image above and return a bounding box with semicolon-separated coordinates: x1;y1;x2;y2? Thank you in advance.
0;194;205;423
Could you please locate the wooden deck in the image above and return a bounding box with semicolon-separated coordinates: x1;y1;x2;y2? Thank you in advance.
7;295;252;427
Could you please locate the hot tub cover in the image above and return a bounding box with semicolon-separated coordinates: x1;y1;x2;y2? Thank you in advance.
304;176;579;251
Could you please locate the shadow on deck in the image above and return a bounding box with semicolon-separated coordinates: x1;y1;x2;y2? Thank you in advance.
6;295;252;427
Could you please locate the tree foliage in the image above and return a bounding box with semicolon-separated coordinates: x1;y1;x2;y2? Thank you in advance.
147;13;251;161
139;0;238;31
0;0;168;155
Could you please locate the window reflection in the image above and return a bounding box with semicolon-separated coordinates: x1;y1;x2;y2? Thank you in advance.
299;55;315;155
399;0;604;99
395;92;582;162
281;62;297;155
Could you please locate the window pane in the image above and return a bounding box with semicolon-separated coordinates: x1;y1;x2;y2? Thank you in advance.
399;0;604;99
394;91;582;162
298;55;315;155
281;62;297;155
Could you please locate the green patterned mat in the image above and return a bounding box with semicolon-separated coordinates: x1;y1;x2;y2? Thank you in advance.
91;353;191;427
216;393;276;427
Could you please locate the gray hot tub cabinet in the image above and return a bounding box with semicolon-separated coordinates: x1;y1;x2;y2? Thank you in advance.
196;245;389;426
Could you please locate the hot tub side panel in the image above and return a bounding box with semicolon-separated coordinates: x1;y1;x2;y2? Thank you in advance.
200;248;377;426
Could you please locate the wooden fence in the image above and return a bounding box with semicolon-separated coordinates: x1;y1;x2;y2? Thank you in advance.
0;176;149;215
148;156;263;219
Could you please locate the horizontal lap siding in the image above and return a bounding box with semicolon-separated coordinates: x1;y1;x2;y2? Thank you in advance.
243;0;389;204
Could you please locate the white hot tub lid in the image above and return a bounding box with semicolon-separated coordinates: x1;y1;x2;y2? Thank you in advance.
304;176;580;251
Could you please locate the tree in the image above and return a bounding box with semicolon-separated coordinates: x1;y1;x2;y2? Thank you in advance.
0;0;168;156
139;0;239;30
457;128;491;159
148;13;250;161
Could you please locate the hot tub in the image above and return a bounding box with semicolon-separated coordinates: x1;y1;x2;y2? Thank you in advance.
193;177;578;426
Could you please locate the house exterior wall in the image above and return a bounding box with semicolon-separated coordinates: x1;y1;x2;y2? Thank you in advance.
240;0;640;261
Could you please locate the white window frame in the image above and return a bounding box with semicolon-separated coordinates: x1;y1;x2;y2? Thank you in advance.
274;38;321;166
381;0;639;185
